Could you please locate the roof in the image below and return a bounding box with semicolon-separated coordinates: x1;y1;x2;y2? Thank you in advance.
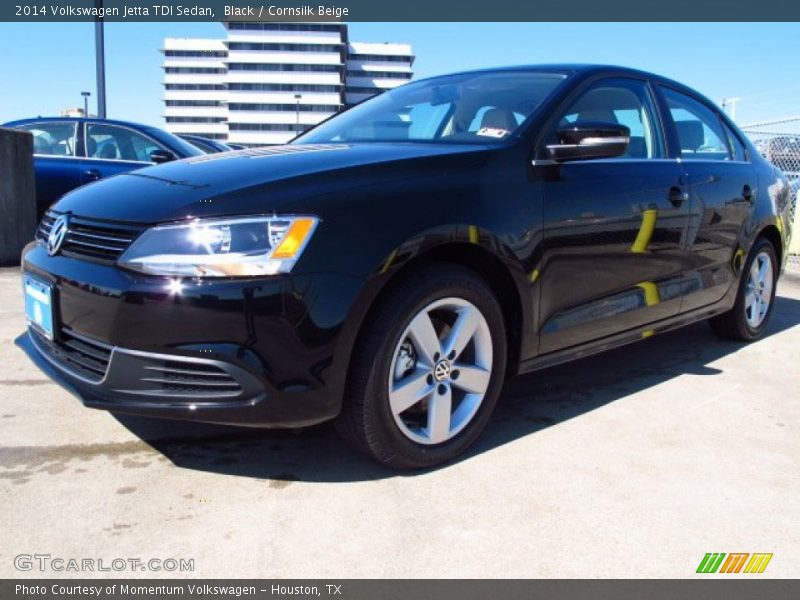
3;116;162;130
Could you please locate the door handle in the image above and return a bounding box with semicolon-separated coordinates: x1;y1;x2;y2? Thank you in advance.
668;186;688;208
82;169;101;182
742;184;754;203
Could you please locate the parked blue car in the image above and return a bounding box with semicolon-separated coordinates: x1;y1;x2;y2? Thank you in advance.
4;117;202;217
178;134;235;154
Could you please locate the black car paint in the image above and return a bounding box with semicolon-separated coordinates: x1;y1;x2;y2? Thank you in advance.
21;65;792;427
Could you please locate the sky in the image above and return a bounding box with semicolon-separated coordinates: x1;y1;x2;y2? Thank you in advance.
1;22;799;127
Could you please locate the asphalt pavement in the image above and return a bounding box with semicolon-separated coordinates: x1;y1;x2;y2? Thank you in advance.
1;265;798;578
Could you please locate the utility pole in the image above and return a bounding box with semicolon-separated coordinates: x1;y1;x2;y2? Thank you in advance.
81;91;91;117
94;0;107;118
721;97;741;121
294;94;302;133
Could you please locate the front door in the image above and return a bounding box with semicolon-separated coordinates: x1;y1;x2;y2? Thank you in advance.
536;77;689;353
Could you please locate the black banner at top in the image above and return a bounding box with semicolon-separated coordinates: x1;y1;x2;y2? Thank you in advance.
3;0;800;22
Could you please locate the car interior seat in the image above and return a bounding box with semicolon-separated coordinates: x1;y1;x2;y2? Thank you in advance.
99;142;119;159
675;120;705;155
33;136;53;155
479;108;517;132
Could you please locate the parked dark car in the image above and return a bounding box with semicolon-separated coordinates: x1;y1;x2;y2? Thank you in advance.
757;135;800;175
21;65;793;468
178;134;235;154
4;117;202;218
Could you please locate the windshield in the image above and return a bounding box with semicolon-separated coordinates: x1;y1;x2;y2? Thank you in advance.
293;71;567;145
144;127;204;157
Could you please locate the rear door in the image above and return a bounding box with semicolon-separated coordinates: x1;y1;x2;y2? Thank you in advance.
15;121;82;217
656;86;756;312
537;77;689;353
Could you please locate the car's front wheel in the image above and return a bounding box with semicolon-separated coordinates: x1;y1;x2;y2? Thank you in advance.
709;237;778;341
336;263;507;469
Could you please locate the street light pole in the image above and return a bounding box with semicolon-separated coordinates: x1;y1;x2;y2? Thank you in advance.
81;91;91;117
94;0;107;118
294;94;302;133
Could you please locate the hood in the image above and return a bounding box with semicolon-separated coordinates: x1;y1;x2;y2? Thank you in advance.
53;143;493;223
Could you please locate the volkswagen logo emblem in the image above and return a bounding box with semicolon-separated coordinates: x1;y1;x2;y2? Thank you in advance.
47;214;70;256
433;359;452;382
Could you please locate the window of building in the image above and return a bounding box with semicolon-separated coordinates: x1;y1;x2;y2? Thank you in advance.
164;50;226;58
228;42;342;53
228;83;342;92
164;67;225;74
165;83;227;91
228;103;340;112
227;63;341;73
346;70;413;80
165;117;227;123
165;100;222;107
348;54;413;63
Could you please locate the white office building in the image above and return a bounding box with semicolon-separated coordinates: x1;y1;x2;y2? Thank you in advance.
162;23;414;146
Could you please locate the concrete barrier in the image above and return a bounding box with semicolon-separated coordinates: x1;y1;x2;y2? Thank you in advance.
0;127;37;266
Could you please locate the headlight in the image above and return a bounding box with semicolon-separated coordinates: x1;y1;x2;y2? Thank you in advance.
118;215;319;277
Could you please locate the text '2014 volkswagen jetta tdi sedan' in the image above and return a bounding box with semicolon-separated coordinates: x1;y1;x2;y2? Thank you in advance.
22;65;793;468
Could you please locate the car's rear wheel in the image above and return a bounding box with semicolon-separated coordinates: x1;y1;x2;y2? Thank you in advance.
336;263;507;469
709;237;778;341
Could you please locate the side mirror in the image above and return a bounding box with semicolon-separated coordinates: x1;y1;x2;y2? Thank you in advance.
546;121;630;162
149;149;175;164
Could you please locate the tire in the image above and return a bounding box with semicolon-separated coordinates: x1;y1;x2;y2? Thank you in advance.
336;262;507;469
709;237;778;341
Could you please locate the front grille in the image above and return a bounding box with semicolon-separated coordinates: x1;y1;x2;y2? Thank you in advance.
32;327;112;383
141;359;243;397
37;211;143;262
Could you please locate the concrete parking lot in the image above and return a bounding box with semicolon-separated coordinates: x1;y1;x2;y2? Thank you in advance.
1;265;798;578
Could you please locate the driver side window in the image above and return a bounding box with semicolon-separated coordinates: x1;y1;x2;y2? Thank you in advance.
554;78;663;159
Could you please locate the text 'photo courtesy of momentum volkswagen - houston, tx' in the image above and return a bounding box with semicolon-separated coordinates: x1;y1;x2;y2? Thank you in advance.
21;65;793;469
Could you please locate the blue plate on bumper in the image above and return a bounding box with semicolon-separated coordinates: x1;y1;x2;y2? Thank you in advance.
24;275;54;340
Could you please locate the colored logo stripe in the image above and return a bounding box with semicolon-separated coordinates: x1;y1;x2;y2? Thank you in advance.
697;553;726;573
719;553;749;573
744;553;773;573
697;552;773;574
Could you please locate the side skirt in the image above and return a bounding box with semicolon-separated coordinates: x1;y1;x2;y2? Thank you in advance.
517;290;738;375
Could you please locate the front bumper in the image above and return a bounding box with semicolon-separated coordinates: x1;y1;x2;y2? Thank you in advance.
21;241;364;427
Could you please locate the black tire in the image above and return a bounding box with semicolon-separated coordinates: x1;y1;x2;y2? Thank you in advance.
709;237;778;341
336;262;507;469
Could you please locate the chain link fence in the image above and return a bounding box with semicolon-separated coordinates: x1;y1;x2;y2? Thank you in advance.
741;117;800;179
741;117;800;256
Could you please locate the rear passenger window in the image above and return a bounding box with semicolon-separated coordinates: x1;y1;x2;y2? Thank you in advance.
723;123;748;162
661;87;731;161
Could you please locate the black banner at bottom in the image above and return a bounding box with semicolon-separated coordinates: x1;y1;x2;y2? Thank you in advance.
3;580;798;600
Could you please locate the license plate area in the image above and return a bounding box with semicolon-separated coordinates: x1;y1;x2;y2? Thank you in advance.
24;275;55;340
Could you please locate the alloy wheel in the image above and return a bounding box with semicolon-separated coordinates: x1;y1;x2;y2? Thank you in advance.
744;251;774;329
388;297;493;445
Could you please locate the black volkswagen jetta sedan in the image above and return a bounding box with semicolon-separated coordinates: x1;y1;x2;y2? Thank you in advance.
22;65;793;468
